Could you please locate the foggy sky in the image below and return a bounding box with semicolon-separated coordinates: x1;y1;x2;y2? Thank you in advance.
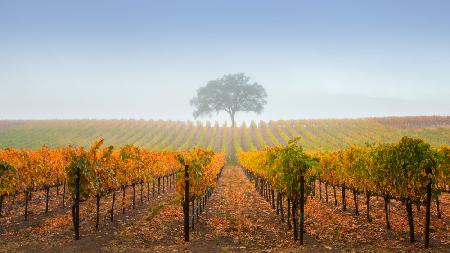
1;0;449;124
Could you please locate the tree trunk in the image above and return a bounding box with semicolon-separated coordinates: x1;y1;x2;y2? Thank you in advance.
147;182;150;201
280;194;284;222
325;183;329;203
229;111;236;128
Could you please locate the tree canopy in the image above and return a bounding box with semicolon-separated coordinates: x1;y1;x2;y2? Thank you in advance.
190;73;267;127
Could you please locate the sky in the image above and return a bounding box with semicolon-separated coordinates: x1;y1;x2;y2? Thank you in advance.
1;0;449;124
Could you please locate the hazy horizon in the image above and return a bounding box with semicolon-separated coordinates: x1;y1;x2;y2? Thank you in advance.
1;0;449;124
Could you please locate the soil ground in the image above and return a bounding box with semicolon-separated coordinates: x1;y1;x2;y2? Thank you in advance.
0;166;449;252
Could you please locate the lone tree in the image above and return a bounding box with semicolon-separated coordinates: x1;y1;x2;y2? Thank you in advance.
190;73;267;127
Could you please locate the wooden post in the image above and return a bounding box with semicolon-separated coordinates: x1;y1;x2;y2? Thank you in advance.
45;186;50;213
276;192;280;215
132;184;136;209
24;190;29;221
147;182;150;201
342;184;346;211
111;191;116;222
384;196;391;229
366;192;371;222
122;187;126;214
191;199;195;229
183;165;190;242
299;175;305;245
140;182;143;204
0;194;3;216
406;198;415;243
95;194;100;230
158;177;161;194
292;197;298;240
436;195;441;219
152;181;155;197
72;166;81;240
319;179;322;200
424;167;432;248
196;199;199;220
62;181;66;208
353;190;359;215
271;189;275;209
333;185;337;206
287;198;292;229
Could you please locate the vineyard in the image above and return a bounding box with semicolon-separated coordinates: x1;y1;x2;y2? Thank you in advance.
0;116;449;154
239;137;449;248
0;140;225;251
0;116;449;252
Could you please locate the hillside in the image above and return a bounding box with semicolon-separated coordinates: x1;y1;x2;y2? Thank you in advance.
0;116;448;152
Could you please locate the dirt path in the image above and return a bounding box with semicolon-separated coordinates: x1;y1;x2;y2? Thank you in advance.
187;166;330;252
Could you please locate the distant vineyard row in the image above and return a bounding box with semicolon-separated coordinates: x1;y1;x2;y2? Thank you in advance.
0;117;448;154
